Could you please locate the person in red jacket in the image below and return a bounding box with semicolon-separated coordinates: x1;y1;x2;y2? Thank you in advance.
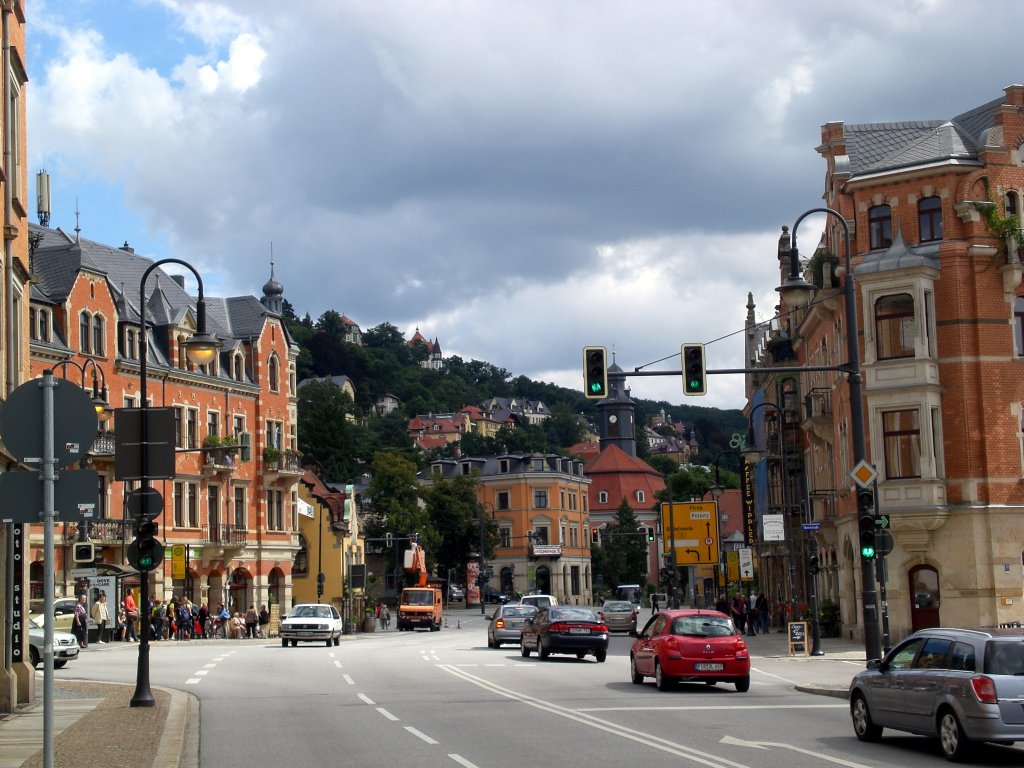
123;590;139;642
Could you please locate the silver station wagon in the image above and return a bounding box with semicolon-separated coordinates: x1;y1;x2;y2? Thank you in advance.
849;627;1024;762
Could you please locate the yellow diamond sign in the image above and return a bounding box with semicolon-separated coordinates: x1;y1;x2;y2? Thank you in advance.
851;460;877;489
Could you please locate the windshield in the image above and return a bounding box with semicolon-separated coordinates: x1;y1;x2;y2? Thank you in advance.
289;605;333;619
551;608;598;622
502;606;537;618
671;615;735;638
603;602;633;612
402;591;435;606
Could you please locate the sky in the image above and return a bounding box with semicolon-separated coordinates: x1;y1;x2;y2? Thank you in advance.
25;0;1024;410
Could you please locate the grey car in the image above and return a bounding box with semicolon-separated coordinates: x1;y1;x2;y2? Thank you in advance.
28;617;80;669
601;600;637;633
849;626;1024;762
487;603;537;647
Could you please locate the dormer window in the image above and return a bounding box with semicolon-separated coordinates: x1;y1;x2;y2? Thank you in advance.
635;490;646;504
598;491;609;504
79;311;91;353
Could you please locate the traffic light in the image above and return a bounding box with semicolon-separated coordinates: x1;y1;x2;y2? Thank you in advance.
637;525;647;541
130;520;164;571
72;542;96;564
645;526;655;542
809;554;820;575
591;527;600;545
583;346;608;399
681;343;706;396
857;489;876;560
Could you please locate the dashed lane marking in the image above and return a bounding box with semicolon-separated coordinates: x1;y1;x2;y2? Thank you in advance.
405;726;438;744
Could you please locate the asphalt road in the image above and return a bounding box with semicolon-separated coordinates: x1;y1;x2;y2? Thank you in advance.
58;613;1024;768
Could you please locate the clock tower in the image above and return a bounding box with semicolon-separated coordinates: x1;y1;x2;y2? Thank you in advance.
598;361;637;456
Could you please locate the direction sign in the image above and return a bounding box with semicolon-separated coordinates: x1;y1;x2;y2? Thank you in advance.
0;469;99;524
875;514;890;529
801;522;821;531
660;501;720;565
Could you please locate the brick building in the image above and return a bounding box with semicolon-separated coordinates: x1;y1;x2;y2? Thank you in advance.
26;223;303;618
747;83;1024;644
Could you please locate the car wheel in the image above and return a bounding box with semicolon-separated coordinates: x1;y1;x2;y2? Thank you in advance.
282;638;288;647
291;639;298;647
29;647;39;669
630;655;644;684
576;651;586;660
850;692;882;742
520;639;531;658
595;650;607;663
734;676;750;693
325;638;332;647
655;660;674;691
939;708;972;762
538;640;550;659
54;660;68;669
334;635;340;646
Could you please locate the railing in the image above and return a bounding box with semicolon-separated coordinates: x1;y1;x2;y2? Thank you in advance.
89;432;116;457
264;453;303;474
62;519;129;543
804;388;832;419
203;523;248;546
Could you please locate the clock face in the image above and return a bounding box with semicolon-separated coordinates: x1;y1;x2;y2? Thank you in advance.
608;415;618;424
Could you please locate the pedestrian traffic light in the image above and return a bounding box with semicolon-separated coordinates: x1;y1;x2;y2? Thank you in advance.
72;542;96;564
681;343;706;396
857;489;876;559
129;520;164;571
582;346;608;399
809;554;820;575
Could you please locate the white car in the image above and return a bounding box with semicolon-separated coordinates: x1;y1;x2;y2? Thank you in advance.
279;603;344;647
28;617;80;668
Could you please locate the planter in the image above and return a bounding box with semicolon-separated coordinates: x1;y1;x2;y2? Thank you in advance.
361;617;377;633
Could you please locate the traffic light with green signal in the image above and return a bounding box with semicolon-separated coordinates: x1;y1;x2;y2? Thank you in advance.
582;346;608;399
681;343;706;396
129;519;164;571
857;489;876;560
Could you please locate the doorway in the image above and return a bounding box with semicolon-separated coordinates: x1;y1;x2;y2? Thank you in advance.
909;564;940;631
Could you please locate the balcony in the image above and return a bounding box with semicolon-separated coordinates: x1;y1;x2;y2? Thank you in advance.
263;452;303;480
202;449;238;477
88;432;116;461
61;519;129;544
801;387;833;443
203;523;248;548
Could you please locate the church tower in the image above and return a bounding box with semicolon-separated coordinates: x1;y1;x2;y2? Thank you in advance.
597;360;637;456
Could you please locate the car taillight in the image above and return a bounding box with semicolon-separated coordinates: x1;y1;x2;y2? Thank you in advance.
548;622;569;632
664;637;679;652
594;624;608;634
495;619;505;629
971;675;998;704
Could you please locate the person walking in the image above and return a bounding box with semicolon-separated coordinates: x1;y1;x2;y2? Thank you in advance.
150;599;166;641
123;590;139;642
258;605;270;638
91;592;111;643
651;593;660;614
756;592;770;634
743;591;756;636
178;598;194;640
379;604;390;631
72;594;89;648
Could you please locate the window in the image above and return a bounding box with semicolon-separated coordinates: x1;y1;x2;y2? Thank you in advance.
533;526;549;544
266;419;283;449
915;638;951;669
97;474;108;519
173;482;199;528
233;353;245;381
533;489;549;509
173;407;184;447
208;485;220;528
1015;296;1024;357
29;308;48;341
883;409;921;479
268;354;280;392
496;491;510;510
950;642;976;672
868;204;893;250
79;311;91;353
889;638;925;670
8;74;22;203
186;408;198;449
234;487;247;528
267;490;284;531
500;527;511;548
92;315;105;356
917;196;943;242
875;294;915;359
598;491;609;504
233;415;245;438
498;459;509;473
289;363;296;395
122;327;139;360
207;411;220;439
635;490;646;504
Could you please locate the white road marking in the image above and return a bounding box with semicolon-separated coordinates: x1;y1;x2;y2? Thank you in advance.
192;670;209;676
455;664;478;667
185;678;202;685
404;726;438;744
377;707;399;721
357;693;375;706
448;755;480;768
721;735;872;767
579;703;847;712
342;674;355;685
334;660;343;668
203;664;216;669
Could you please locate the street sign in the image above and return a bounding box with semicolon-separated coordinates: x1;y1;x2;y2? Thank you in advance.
126;486;164;520
70;568;97;580
851;460;878;489
660;501;720;565
738;548;754;580
875;514;890;529
801;522;821;531
0;378;100;466
171;544;186;580
114;407;177;480
0;469;99;524
875;529;895;557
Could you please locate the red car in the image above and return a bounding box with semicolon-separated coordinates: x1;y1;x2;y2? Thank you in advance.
630;609;751;691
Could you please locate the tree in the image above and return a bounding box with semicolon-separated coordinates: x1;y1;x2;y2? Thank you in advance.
297;380;360;482
591;498;648;593
421;473;493;584
364;451;438;579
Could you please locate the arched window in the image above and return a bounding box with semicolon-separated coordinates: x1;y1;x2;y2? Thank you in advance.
868;204;893;250
268;354;280;392
79;311;91;353
875;294;915;359
233;353;245;381
598;491;608;504
92;314;105;356
635;490;646;504
918;196;943;242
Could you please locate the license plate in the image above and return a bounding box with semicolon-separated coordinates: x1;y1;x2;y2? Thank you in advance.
569;627;590;634
694;662;723;671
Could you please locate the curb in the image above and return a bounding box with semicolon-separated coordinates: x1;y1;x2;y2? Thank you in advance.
154;685;199;768
795;684;851;700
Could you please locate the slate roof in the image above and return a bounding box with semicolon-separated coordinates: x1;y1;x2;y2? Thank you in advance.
855;225;942;276
842;95;1002;177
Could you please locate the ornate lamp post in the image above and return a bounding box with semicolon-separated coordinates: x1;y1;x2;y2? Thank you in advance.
776;207;878;661
131;259;220;708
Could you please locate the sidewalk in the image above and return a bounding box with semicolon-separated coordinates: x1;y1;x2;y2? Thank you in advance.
0;615;865;767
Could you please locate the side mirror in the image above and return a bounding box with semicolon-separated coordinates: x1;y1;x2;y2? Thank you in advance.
866;659;882;671
629;630;639;638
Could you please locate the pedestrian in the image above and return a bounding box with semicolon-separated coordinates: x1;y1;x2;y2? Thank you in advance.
245;605;258;638
216;603;230;638
375;601;383;627
124;590;139;642
380;604;390;631
715;593;729;615
91;591;111;643
72;594;89;648
151;599;166;641
258;605;270;638
756;592;769;634
168;596;179;639
115;603;127;642
651;593;660;614
730;593;744;632
178;598;193;640
231;611;245;639
744;591;756;636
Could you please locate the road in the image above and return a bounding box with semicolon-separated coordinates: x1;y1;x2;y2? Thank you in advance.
62;612;1024;768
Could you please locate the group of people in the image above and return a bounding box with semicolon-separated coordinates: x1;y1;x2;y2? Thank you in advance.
72;591;140;648
717;591;770;635
374;601;391;630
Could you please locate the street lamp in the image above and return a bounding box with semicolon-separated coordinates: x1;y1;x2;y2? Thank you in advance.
131;258;220;708
779;206;877;661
